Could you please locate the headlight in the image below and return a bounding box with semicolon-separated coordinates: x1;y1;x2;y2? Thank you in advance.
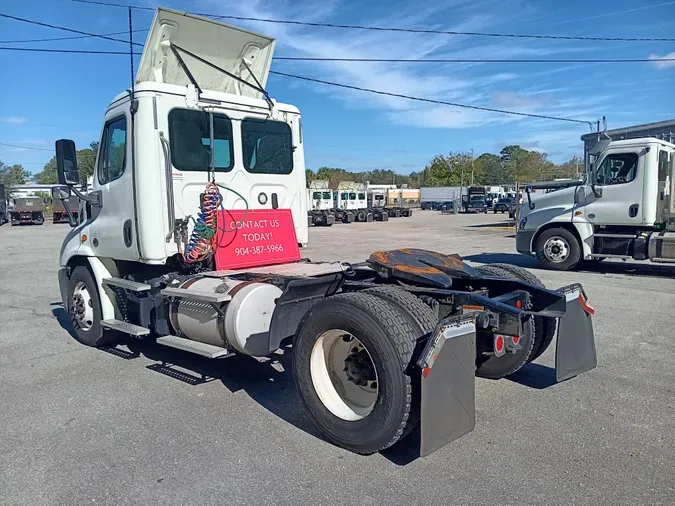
258;192;268;205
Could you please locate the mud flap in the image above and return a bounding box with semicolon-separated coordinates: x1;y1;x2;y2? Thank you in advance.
555;287;597;382
417;315;476;457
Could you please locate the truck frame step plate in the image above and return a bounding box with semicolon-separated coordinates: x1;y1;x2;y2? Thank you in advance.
103;277;151;292
161;287;232;303
101;319;150;336
156;335;233;359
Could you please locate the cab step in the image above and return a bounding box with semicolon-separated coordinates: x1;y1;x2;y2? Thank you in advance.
101;319;150;336
103;277;151;292
156;335;233;359
161;287;231;303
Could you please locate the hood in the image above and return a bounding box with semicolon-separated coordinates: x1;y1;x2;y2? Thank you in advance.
137;7;275;99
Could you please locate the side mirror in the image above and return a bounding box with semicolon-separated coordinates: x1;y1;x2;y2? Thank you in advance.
51;186;72;200
55;139;79;185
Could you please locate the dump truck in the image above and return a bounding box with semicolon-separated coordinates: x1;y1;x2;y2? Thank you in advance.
51;7;596;458
52;196;80;224
10;197;45;225
516;123;675;270
307;180;335;226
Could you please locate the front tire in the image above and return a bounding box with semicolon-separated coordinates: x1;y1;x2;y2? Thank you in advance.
293;292;423;454
535;228;581;271
67;266;117;347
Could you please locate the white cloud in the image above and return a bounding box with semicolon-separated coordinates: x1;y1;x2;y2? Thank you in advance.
649;52;675;69
1;117;28;125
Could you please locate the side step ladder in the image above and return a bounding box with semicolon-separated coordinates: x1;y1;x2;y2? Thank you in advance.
156;335;233;359
101;319;150;336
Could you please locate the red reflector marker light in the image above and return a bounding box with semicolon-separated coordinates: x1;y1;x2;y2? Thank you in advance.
579;294;595;315
422;367;431;378
516;300;523;309
495;335;505;352
513;335;520;344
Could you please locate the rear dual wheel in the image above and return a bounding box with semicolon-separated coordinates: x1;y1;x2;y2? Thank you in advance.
293;288;435;454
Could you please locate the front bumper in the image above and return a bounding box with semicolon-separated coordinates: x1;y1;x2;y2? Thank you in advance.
516;229;535;255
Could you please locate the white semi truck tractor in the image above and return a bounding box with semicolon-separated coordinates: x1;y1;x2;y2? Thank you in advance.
52;7;597;457
307;180;335;227
516;129;675;270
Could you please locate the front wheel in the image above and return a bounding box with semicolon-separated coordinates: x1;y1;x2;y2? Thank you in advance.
535;228;581;271
67;266;118;347
293;292;422;454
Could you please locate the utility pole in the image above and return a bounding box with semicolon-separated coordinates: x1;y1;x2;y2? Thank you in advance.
470;148;474;186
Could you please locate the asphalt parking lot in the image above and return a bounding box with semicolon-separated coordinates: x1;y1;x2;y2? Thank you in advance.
1;211;674;505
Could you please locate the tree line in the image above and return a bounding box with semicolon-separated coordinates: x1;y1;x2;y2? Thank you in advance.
307;146;583;188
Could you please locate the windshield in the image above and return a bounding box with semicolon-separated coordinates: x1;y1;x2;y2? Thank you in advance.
470;195;485;202
375;195;384;201
358;192;365;200
340;193;348;201
312;192;321;200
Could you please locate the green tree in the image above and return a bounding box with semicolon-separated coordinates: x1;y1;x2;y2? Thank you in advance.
0;162;31;187
475;153;510;185
422;152;475;186
34;157;58;184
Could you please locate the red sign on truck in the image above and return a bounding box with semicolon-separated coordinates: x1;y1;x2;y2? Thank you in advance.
214;209;301;270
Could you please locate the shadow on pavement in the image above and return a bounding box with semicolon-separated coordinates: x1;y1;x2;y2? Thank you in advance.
464;252;539;268
465;221;514;229
465;252;675;278
506;363;558;390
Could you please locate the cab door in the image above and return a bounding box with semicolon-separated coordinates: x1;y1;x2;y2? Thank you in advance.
583;148;644;226
88;106;140;261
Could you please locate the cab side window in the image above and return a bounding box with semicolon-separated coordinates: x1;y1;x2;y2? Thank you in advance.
595;152;638;186
98;116;127;185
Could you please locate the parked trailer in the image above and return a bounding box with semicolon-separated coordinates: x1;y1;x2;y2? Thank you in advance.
420;186;463;211
52;196;80;224
10;197;45;225
51;7;597;458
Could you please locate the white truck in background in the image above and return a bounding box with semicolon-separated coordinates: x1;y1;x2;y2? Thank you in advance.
516;122;675;270
307;179;335;226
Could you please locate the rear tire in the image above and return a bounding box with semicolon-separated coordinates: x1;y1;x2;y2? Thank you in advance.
474;265;535;379
488;263;557;363
67;266;118;347
293;292;423;454
535;228;581;271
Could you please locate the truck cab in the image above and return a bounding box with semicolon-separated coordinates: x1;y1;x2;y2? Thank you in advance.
516;135;675;270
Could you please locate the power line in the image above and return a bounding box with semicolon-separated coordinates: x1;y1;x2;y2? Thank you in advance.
0;46;129;54
0;29;146;44
0;13;142;47
1;46;672;64
0;142;53;152
268;70;593;127
70;0;675;42
274;57;675;63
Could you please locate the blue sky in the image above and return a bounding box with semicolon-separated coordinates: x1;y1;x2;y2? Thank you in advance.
1;0;674;174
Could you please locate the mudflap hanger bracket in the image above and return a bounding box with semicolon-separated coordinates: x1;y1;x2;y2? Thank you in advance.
413;284;596;456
